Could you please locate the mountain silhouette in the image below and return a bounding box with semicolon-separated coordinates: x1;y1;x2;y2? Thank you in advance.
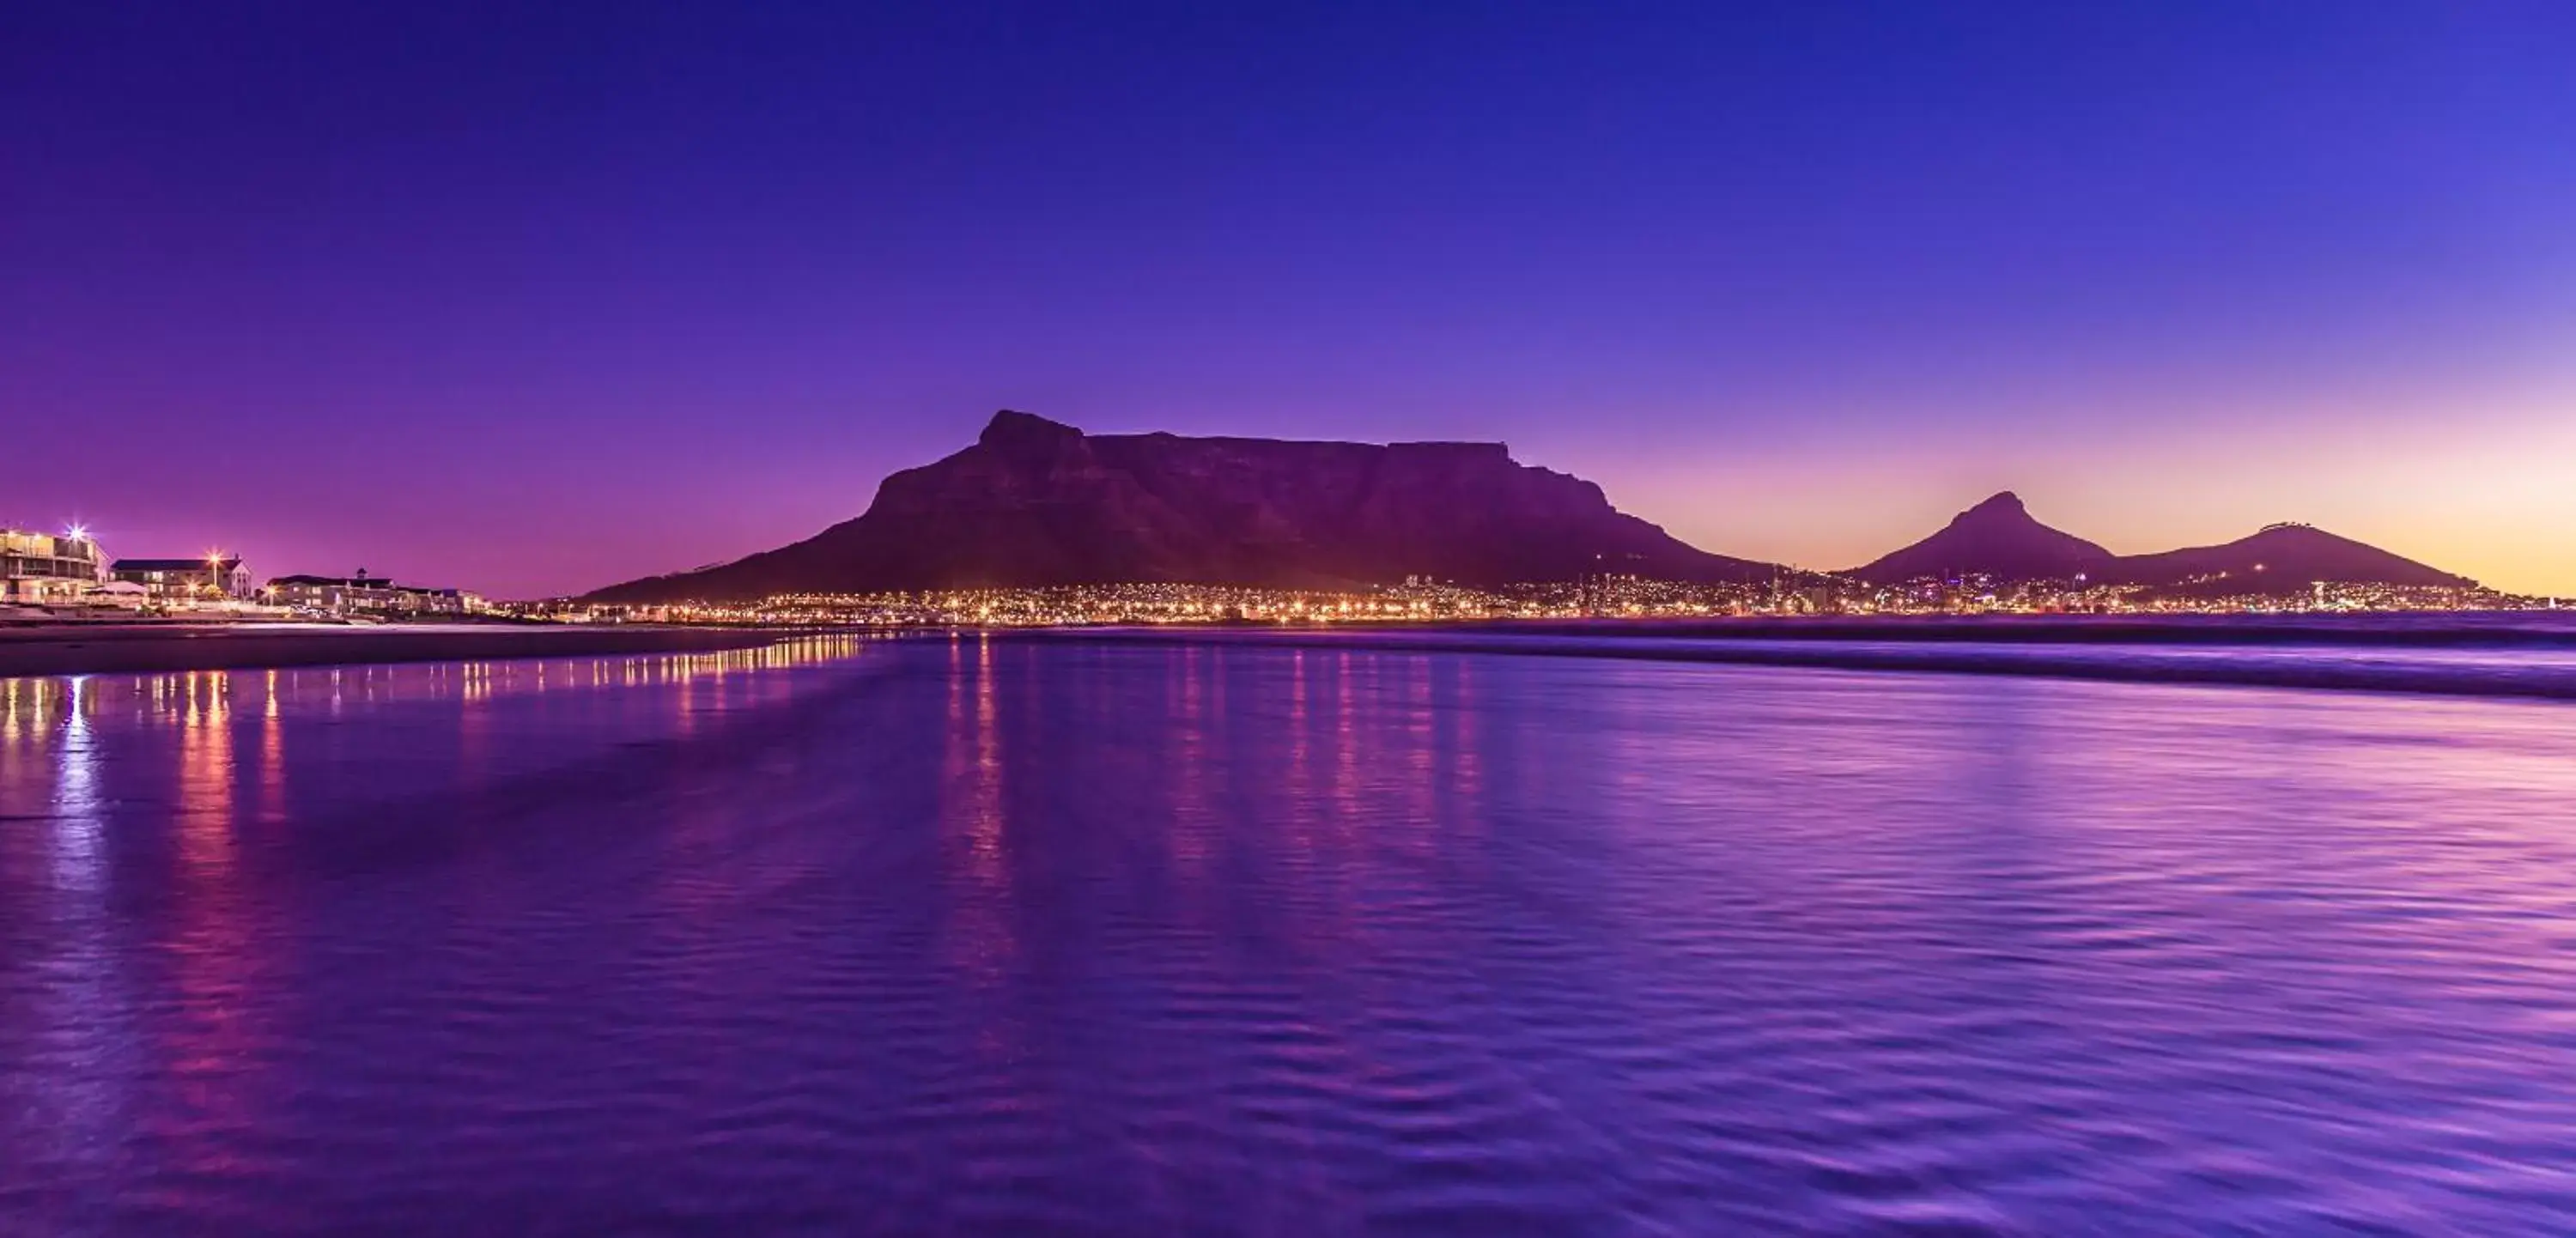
586;411;1778;601
1849;492;2116;583
1850;496;2480;593
586;418;2486;604
2105;524;2476;594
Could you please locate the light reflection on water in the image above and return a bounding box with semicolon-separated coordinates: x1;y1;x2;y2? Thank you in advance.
2;635;2576;1234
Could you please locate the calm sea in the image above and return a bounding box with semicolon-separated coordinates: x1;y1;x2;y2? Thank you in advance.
5;632;2576;1235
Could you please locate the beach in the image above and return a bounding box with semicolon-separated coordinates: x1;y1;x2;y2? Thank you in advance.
0;622;781;677
1015;618;2576;701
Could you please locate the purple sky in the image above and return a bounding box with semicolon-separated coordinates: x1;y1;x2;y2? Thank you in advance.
6;3;2572;598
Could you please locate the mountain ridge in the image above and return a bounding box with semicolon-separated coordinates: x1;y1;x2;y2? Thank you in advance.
584;413;2483;602
2104;523;2475;593
586;411;1780;601
1848;495;2479;594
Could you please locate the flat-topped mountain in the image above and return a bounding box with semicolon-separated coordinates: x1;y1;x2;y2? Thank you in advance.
587;416;2485;604
587;411;1777;601
1850;492;2115;584
2105;524;2476;594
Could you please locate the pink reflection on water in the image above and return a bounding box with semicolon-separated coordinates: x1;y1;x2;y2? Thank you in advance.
157;669;275;1185
941;634;1018;986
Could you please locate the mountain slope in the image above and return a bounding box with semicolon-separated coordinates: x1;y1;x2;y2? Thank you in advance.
586;411;1777;601
2106;524;2476;593
1849;492;2116;583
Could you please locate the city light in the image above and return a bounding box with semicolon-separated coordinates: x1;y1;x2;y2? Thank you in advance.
3;521;2550;623
512;573;2551;628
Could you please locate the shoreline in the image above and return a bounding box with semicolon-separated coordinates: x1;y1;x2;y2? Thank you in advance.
1395;613;2576;647
0;623;784;678
20;614;2575;699
1009;626;2576;703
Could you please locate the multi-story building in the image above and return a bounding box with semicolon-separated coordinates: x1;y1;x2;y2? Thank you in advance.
111;555;253;601
1;527;107;604
266;570;398;613
394;586;487;616
264;571;483;616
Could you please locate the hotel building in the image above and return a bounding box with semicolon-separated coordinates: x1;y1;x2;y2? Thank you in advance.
266;570;484;616
0;527;108;603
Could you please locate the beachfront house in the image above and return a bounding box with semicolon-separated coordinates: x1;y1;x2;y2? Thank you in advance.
111;555;254;601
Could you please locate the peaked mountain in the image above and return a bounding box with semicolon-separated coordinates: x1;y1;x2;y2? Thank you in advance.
587;411;1777;601
1849;492;2115;583
1850;495;2481;592
2105;524;2476;594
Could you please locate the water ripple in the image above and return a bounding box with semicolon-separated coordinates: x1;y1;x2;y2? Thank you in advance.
3;636;2576;1233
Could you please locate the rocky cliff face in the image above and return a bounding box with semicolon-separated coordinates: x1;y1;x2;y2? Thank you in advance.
587;411;1776;601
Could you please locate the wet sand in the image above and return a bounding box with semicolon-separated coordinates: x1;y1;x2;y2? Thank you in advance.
1309;613;2576;647
0;622;781;677
1017;624;2576;701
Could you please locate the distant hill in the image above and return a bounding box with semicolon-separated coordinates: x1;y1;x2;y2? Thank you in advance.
1850;497;2479;593
2105;524;2476;595
586;411;1780;601
1849;492;2115;584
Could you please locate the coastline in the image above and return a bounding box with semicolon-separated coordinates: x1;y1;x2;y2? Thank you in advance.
23;613;2573;698
0;622;783;678
1399;613;2576;647
1010;624;2576;703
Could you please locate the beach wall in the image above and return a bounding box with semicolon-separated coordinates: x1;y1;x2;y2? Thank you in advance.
0;624;781;677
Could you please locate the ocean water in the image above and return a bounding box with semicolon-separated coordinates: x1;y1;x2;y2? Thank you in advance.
4;633;2576;1235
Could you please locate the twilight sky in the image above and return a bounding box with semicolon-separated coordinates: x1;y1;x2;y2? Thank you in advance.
5;2;2572;598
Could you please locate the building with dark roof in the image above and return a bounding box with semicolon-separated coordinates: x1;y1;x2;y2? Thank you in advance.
111;555;252;601
265;570;395;612
265;570;484;616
